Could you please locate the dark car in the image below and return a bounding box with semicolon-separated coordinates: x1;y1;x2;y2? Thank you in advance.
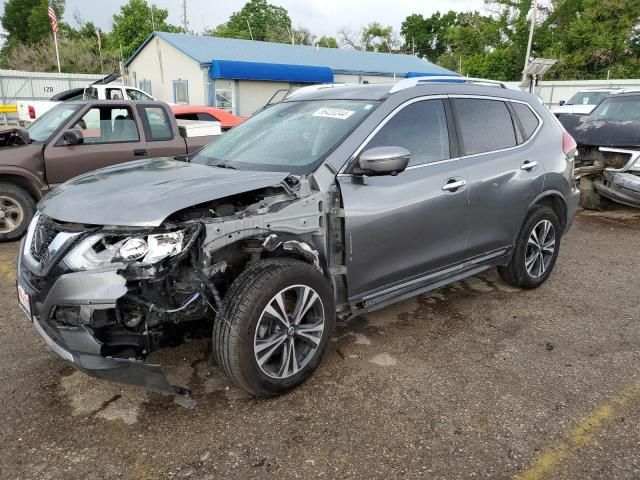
0;100;218;241
17;78;580;406
560;92;640;209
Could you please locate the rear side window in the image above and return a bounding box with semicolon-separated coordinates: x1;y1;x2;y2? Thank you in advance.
175;113;199;121
454;99;516;155
512;102;540;140
143;107;173;141
367;99;450;167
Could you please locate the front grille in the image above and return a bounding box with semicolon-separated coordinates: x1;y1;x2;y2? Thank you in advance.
30;215;66;263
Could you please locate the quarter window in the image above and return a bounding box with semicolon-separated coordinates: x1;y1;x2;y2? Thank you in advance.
366;99;450;167
71;106;139;144
512;102;540;140
143;107;173;141
454;99;517;155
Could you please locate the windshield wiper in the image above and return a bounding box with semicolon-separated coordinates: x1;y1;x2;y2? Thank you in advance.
214;163;237;170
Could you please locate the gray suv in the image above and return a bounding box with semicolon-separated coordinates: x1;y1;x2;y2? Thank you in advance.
16;78;580;406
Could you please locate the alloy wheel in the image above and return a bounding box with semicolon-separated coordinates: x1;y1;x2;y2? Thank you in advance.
525;219;556;278
254;284;325;379
0;196;24;235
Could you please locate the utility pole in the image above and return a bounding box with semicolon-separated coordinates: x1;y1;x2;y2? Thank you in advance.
522;0;537;82
181;0;189;33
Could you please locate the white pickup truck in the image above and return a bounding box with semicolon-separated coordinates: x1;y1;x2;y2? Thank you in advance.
17;84;157;125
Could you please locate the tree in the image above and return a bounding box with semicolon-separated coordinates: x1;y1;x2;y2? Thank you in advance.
317;35;339;48
338;23;400;51
110;0;180;60
209;0;292;42
401;11;458;60
5;36;119;73
26;0;66;43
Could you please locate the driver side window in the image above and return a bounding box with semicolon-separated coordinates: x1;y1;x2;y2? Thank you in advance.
367;99;450;167
72;106;139;144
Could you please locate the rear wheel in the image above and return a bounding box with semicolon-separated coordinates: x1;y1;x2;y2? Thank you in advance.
498;206;561;289
0;183;35;242
213;258;335;397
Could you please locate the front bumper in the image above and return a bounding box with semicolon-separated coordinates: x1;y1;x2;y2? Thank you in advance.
17;245;195;407
594;171;640;208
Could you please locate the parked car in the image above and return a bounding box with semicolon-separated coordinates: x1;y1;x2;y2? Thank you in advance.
0;100;219;241
552;88;630;117
560;92;640;209
17;83;157;125
171;105;245;131
16;79;579;406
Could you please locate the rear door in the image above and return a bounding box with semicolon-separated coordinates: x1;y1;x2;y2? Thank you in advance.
454;97;544;260
337;97;469;300
43;103;147;185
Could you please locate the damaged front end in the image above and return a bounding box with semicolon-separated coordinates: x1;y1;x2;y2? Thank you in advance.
575;146;640;209
17;176;327;406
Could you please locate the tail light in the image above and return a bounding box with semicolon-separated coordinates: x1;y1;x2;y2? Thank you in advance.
28;105;36;120
563;131;577;159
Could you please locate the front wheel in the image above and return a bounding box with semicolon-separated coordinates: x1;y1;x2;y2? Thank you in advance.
498;206;561;289
213;259;335;397
0;183;35;242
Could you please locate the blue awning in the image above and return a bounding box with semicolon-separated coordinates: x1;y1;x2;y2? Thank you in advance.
210;60;334;83
406;72;460;78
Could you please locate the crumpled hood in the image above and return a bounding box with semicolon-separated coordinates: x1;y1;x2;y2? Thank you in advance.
39;158;289;227
560;115;640;148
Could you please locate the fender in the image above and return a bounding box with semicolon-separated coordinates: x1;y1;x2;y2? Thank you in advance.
0;166;49;200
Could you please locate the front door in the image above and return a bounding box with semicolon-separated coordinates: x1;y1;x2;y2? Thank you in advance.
337;98;469;301
43;104;147;185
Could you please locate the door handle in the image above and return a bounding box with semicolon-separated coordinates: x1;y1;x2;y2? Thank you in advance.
442;179;467;192
520;160;538;171
134;149;148;157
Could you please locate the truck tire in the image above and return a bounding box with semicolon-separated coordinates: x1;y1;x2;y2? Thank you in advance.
0;183;35;242
498;206;561;289
213;258;335;397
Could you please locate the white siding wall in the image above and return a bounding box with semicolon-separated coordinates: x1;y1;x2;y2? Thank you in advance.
334;74;398;84
127;37;206;105
236;80;289;116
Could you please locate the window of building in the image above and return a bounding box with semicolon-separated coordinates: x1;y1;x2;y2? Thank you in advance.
366;99;450;167
454;99;517;155
173;80;189;104
512;102;540;141
71;106;139;144
138;80;152;96
215;80;233;111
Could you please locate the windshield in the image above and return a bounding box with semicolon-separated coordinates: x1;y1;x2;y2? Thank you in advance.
566;91;610;106
590;96;640;121
191;99;380;174
27;104;80;143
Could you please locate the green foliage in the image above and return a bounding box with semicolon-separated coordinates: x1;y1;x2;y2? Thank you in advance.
318;36;339;48
208;0;292;42
110;0;181;59
401;0;640;80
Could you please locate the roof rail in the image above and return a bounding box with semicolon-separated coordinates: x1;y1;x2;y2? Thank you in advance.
389;76;508;94
287;83;352;98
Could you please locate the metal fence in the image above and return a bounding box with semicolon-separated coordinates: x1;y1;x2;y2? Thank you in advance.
0;69;119;123
537;79;640;108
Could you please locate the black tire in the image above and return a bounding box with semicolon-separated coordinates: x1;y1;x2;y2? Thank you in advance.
213;258;336;397
0;183;35;242
498;206;561;289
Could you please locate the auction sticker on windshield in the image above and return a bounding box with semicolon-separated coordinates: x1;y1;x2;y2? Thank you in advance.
313;108;355;120
17;284;31;320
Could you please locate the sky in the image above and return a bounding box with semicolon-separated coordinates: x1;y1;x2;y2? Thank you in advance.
1;0;487;39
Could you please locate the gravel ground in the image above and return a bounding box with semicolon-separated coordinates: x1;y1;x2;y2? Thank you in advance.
0;208;639;480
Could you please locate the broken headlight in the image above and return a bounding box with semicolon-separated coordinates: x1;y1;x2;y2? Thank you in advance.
63;230;189;271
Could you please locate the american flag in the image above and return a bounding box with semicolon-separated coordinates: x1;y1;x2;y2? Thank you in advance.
47;2;59;33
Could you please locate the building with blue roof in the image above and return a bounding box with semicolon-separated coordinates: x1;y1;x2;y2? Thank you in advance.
125;32;456;116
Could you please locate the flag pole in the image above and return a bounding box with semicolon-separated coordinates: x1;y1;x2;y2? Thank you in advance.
53;30;61;73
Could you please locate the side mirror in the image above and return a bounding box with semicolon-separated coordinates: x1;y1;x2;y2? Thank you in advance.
63;129;84;146
558;100;566;106
357;146;410;176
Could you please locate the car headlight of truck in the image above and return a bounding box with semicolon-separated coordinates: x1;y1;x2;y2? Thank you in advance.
63;230;188;270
